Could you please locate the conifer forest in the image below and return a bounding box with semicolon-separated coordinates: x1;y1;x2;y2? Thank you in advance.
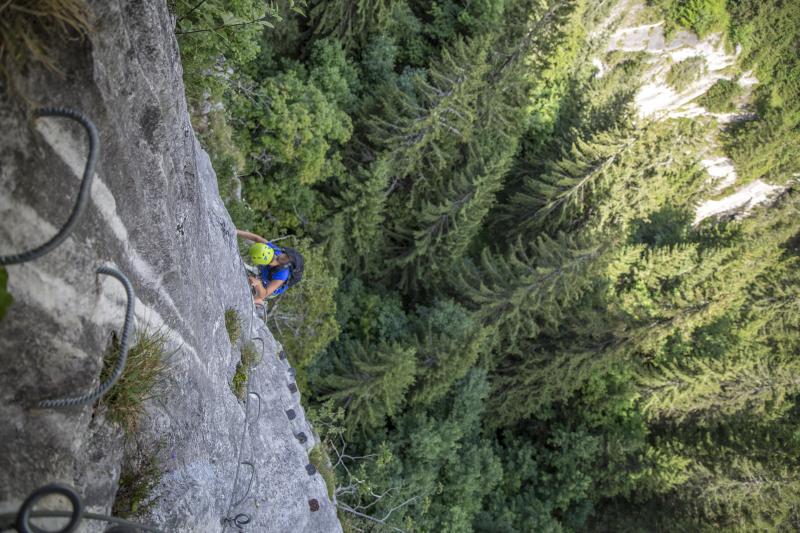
173;0;800;530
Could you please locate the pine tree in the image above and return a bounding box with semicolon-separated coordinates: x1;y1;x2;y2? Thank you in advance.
638;229;800;422
506;126;640;234
390;369;503;531
327;161;390;271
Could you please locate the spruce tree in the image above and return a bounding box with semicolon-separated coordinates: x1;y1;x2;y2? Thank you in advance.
308;0;399;49
320;339;417;434
457;231;607;350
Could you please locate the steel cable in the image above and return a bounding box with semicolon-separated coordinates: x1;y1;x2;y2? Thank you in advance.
0;483;163;533
38;265;135;408
0;107;99;266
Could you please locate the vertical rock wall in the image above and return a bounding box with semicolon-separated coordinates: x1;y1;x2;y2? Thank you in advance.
0;1;340;531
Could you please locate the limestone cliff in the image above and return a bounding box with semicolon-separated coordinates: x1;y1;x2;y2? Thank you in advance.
0;1;340;531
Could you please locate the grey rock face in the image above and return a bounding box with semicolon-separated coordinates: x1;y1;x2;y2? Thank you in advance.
0;1;340;532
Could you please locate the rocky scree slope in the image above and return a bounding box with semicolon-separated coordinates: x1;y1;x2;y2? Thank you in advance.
0;1;340;532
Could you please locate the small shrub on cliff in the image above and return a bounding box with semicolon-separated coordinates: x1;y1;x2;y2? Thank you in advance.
309;445;336;499
666;56;707;90
0;267;12;322
699;78;742;112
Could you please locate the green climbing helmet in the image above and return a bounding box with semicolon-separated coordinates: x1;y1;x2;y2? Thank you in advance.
249;243;275;266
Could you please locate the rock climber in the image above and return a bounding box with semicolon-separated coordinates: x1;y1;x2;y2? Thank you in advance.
236;229;292;305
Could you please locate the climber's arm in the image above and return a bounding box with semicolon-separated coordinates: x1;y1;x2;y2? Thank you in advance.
236;229;267;244
251;278;284;305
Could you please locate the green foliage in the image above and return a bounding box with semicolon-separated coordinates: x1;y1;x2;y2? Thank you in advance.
699;78;741;112
476;429;601;532
508;118;707;239
231;366;247;400
308;0;398;49
724;0;800;185
239;69;352;186
100;327;170;434
655;0;730;38
457;232;606;355
0;267;11;322
665;55;707;90
225;199;256;231
364;369;502;531
172;0;272;105
224;308;241;344
410;300;488;405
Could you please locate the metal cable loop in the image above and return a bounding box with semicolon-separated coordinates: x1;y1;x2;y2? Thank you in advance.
39;265;135;408
0;107;99;266
0;483;163;533
221;513;251;530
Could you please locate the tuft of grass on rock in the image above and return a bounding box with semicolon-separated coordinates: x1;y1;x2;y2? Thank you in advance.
231;341;260;400
309;444;336;500
0;0;91;81
100;326;169;434
113;448;162;519
224;308;241;345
